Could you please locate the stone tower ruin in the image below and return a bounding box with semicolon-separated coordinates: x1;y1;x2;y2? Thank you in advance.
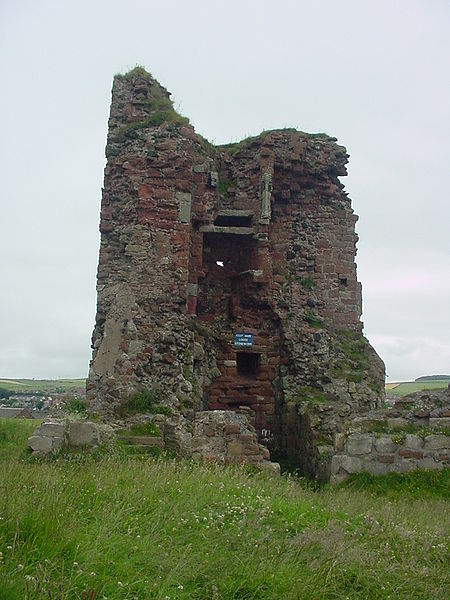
87;67;385;477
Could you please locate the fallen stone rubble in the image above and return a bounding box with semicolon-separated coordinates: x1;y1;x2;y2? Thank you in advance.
27;410;280;475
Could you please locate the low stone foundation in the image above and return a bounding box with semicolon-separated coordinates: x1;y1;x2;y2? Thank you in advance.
191;411;279;474
330;388;450;482
28;410;280;475
28;420;114;455
331;432;449;483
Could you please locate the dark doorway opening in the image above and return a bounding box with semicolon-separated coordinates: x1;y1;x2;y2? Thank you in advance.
237;352;260;377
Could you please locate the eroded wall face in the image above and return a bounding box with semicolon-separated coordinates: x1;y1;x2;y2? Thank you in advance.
88;70;385;472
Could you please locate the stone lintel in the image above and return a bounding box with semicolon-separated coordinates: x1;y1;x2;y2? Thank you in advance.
199;225;254;235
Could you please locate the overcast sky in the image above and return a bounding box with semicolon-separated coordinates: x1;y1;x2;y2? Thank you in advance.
1;0;449;382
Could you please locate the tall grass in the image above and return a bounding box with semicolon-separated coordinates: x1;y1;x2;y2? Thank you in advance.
0;419;448;599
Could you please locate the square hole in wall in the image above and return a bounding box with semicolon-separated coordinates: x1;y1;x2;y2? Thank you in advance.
236;352;260;377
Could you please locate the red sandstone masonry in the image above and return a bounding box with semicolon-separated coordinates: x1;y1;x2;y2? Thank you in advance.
87;68;385;475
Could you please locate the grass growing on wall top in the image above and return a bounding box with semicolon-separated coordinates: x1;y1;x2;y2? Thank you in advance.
1;419;449;599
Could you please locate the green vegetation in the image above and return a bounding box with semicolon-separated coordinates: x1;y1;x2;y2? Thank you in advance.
363;419;450;439
65;398;87;414
330;330;383;392
304;310;323;328
216;128;298;154
114;65;154;81
391;432;406;445
116;388;172;418
387;380;449;396
335;329;368;367
114;111;189;142
1;419;449;599
217;177;237;196
0;418;40;460
118;422;161;437
112;66;190;142
295;385;327;407
341;469;450;499
300;277;315;289
191;319;213;339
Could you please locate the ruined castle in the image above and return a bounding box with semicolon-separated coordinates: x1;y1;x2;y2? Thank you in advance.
86;67;385;477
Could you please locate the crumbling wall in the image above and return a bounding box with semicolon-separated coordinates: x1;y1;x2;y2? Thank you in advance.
330;388;450;481
87;67;385;478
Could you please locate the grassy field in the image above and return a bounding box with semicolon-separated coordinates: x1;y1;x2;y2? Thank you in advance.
0;379;85;395
0;419;449;599
386;380;449;396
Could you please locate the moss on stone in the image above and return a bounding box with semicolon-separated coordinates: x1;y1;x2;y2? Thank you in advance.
295;385;327;406
114;111;190;142
305;310;323;328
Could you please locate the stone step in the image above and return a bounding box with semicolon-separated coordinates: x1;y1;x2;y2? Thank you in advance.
120;436;164;447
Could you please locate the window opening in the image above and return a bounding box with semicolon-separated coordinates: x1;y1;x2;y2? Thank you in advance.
236;352;260;377
214;215;252;227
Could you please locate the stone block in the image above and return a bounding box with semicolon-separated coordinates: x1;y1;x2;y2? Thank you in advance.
330;473;348;484
203;423;215;437
424;435;449;451
404;434;423;450
210;171;219;187
192;342;204;360
374;435;396;454
417;456;443;470
244;444;260;455
176;192;192;223
398;448;423;459
52;436;65;450
387;417;408;428
67;422;100;446
28;435;52;453
437;451;449;463
330;454;362;475
261;447;270;460
346;434;373;455
365;461;388;475
259;461;281;477
429;417;450;429
334;432;345;452
224;424;240;434
377;454;395;464
224;360;237;368
38;422;65;437
228;442;243;456
391;461;413;473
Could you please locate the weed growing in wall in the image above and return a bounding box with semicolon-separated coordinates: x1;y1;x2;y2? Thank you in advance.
116;388;171;417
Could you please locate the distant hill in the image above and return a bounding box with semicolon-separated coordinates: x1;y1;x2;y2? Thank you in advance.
415;375;450;382
0;378;85;398
386;379;449;396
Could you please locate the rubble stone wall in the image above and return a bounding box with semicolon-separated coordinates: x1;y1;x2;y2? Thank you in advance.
331;388;450;482
87;67;385;477
331;432;449;483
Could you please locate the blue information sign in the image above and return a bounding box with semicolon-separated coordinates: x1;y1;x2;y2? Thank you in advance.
234;333;253;347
